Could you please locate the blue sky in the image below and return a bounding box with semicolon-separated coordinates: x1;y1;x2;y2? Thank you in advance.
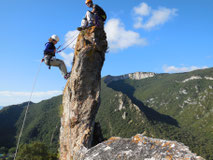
0;0;213;106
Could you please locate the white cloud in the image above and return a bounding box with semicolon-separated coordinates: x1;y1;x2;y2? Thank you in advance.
105;18;147;51
65;30;79;49
0;91;62;97
58;30;79;67
134;2;177;30
60;19;147;53
0;90;62;106
133;2;151;16
134;17;144;29
144;8;177;30
59;52;74;67
163;65;208;73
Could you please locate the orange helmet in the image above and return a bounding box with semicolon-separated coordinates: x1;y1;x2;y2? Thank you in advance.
85;0;92;4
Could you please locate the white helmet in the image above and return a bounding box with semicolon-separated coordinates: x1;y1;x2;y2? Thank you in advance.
51;34;59;42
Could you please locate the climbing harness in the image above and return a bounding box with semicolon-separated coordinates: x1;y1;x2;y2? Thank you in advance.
44;42;56;69
45;55;53;70
56;33;79;53
13;61;42;160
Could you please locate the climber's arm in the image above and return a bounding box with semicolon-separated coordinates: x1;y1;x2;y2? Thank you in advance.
91;4;97;14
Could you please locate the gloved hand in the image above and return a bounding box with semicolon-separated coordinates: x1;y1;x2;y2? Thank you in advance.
41;58;44;63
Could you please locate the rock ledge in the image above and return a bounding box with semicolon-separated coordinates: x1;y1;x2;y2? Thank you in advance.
80;134;204;160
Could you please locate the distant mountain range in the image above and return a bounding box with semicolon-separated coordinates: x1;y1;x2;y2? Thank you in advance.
0;68;213;159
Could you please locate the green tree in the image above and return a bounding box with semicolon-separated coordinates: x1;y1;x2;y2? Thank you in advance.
8;147;16;154
16;141;57;160
0;147;8;154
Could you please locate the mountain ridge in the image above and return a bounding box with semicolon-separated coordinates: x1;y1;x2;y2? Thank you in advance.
0;68;213;159
104;72;156;84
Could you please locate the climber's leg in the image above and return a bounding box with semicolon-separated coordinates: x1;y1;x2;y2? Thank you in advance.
44;55;53;69
81;18;88;28
77;11;95;31
49;58;68;77
85;11;95;27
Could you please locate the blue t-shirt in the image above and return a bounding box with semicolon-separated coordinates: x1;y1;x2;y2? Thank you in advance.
44;42;56;56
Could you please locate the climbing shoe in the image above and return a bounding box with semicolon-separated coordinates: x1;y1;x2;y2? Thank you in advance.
77;24;95;31
64;73;70;80
77;27;85;31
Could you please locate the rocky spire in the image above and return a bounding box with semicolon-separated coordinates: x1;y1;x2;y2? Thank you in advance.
59;26;108;160
59;26;204;160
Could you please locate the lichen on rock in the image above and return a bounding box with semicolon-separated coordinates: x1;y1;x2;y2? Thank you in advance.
81;134;205;160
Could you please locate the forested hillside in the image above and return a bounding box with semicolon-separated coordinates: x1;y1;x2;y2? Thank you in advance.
1;68;213;159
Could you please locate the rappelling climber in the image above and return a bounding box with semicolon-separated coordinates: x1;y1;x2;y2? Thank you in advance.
42;35;70;80
77;0;107;31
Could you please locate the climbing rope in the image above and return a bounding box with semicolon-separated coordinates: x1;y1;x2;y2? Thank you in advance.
13;61;42;160
13;32;78;159
68;86;73;160
57;32;79;53
50;121;59;146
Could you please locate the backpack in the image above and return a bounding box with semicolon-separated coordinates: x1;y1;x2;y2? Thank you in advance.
94;5;107;21
99;9;107;21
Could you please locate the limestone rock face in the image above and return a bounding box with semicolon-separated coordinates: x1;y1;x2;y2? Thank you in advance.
104;72;156;84
59;26;107;160
80;134;204;160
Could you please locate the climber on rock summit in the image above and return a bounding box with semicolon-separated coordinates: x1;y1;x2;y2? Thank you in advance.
42;35;70;80
77;0;107;31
